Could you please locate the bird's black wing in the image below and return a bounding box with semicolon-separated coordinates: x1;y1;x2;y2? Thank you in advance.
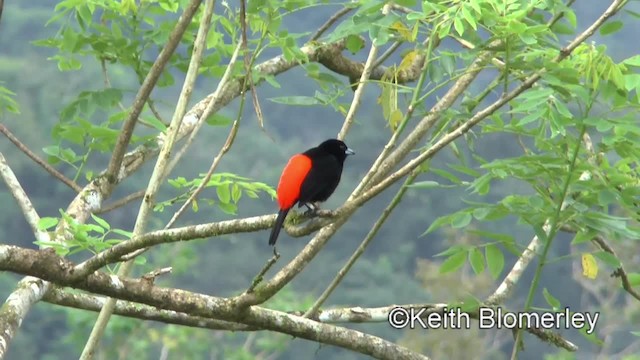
298;155;343;205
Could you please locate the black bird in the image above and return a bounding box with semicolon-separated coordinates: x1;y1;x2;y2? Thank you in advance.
268;139;354;246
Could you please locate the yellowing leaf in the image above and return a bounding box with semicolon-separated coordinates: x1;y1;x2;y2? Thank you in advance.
379;71;399;128
390;109;403;132
581;253;598;279
390;21;412;41
120;0;138;15
399;50;419;73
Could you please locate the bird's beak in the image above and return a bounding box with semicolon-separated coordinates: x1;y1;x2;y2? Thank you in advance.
345;147;355;155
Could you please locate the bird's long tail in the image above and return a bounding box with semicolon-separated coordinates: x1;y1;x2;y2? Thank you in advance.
268;208;290;246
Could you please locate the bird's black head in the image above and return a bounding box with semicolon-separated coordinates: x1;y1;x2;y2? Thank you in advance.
317;139;355;162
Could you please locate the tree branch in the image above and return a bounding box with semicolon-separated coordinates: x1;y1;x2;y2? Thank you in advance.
560;225;640;302
95;190;145;214
310;6;354;42
305;169;420;317
337;8;381;139
104;0;203;185
81;0;210;357
0;153;52;359
0;246;428;360
237;0;624;315
0;125;82;192
0;153;49;242
42;286;577;352
43;287;254;331
164;41;243;229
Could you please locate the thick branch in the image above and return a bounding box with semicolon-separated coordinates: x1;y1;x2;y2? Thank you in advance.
42;285;576;352
0;277;49;359
0;153;49;242
43;287;253;331
0;153;52;359
0;246;427;360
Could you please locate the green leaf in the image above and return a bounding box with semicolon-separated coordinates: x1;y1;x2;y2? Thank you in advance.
217;183;231;203
532;224;548;243
217;201;237;215
422;214;452;235
467;229;514;243
468;248;485;275
143;116;167;132
627;273;640;287
268;96;320;106
451;212;472;228
485;244;504;279
599;20;623;36
112;228;133;238
91;214;110;230
439;251;466;274
231;183;242;203
407;181;440;189
571;229;596;245
345;34;364;54
471;207;490;220
543;288;561;310
597;189;618;206
578;324;604;346
623;55;640;67
461;6;476;31
453;17;464;36
37;217;59;230
34;241;68;256
593;251;621;268
434;245;467;257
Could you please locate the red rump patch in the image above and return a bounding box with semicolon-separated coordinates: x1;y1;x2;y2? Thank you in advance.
277;154;312;209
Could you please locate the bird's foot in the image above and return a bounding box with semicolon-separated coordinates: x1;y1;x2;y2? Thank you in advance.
303;203;319;217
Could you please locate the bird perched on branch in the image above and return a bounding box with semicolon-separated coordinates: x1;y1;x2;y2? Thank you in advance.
268;139;355;246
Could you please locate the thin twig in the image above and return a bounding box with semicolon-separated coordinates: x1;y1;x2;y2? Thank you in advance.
165;117;241;229
246;251;280;293
548;0;577;29
163;42;243;229
561;226;640;302
141;267;173;284
164;40;243;179
239;0;265;131
147;99;168;126
95;190;145;214
336;5;384;139
305;168;420;317
310;6;354;42
372;41;402;69
104;0;203;185
0;124;82;192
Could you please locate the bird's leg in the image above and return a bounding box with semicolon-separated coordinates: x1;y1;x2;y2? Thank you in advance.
303;202;319;217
